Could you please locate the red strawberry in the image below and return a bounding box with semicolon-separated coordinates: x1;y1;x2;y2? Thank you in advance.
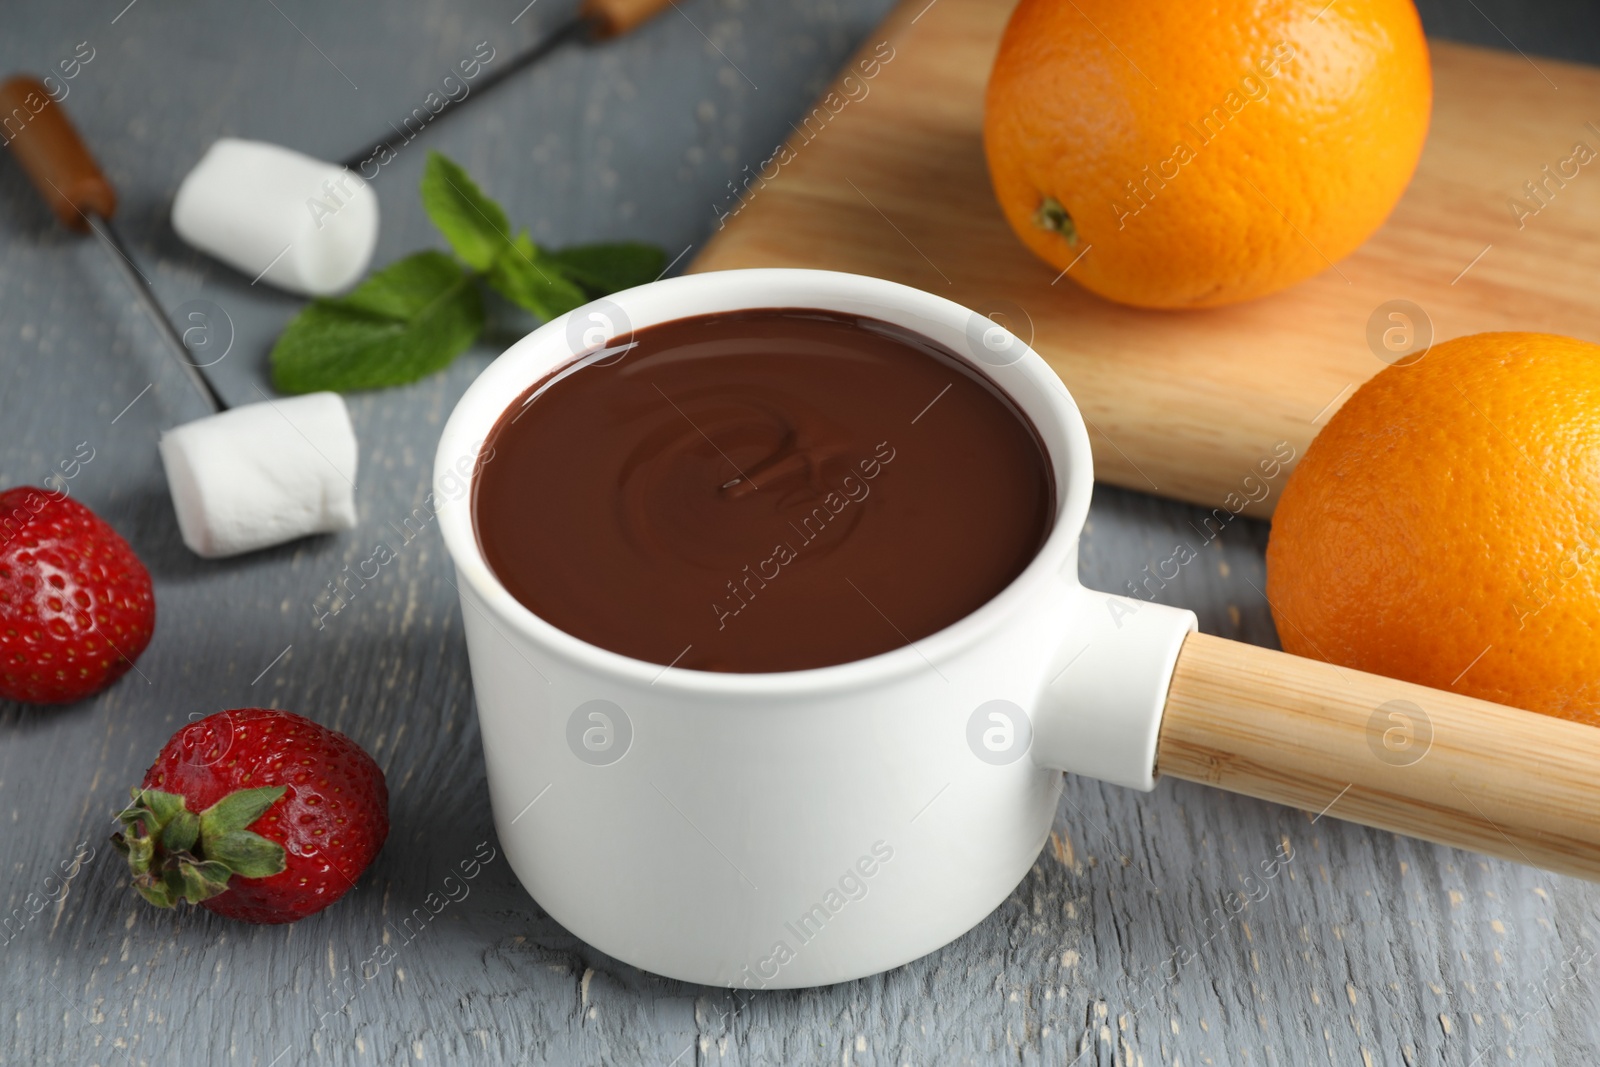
113;709;389;924
0;487;155;704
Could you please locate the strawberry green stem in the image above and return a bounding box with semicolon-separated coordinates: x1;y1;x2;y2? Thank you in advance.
111;786;287;908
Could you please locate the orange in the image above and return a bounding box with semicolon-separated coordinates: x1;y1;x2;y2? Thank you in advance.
983;0;1432;308
1266;333;1600;724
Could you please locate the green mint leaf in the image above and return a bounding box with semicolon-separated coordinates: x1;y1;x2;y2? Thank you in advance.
338;251;469;320
549;242;667;295
421;151;513;271
486;232;589;320
271;251;485;393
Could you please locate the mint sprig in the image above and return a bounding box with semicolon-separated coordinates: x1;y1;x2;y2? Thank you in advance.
486;232;588;321
271;252;482;394
420;152;514;272
271;152;668;394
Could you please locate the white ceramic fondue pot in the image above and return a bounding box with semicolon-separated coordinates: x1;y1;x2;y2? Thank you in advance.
435;268;1600;989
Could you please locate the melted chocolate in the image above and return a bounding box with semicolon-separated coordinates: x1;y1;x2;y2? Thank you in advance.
473;309;1054;673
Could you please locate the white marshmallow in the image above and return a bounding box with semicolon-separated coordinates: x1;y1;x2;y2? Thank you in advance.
158;392;359;558
172;138;379;295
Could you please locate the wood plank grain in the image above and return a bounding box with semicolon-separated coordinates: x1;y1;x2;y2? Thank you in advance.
2;1;1599;1065
690;0;1600;518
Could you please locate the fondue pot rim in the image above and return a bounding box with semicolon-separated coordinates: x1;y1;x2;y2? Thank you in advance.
435;268;1096;697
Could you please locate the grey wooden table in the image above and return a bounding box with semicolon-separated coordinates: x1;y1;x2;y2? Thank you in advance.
2;1;1597;1064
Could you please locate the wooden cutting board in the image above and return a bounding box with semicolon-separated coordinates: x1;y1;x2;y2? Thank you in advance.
690;0;1600;517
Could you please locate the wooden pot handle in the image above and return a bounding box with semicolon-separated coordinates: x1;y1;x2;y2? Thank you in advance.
580;0;674;38
1158;632;1600;881
0;75;115;230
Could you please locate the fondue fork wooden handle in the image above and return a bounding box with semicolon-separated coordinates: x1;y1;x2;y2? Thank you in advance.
1158;632;1600;882
0;75;228;411
580;0;675;38
0;75;116;229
